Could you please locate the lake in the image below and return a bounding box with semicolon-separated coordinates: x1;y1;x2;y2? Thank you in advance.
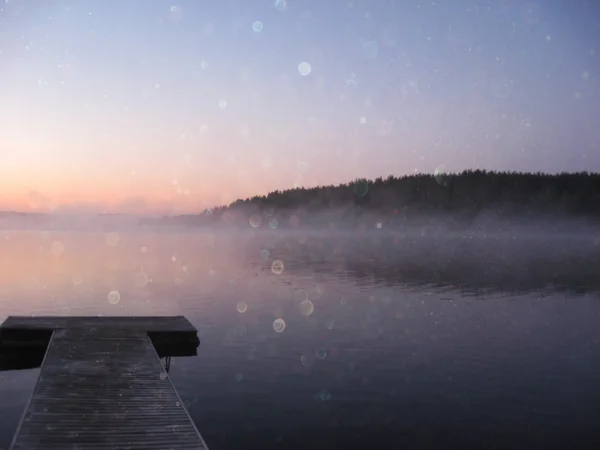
1;228;600;449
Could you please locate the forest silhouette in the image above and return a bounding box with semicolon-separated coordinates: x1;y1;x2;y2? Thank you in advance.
149;170;600;229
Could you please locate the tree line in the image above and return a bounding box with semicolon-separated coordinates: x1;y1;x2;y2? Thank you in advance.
146;170;600;228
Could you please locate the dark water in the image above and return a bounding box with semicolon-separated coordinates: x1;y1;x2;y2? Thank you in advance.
1;229;600;449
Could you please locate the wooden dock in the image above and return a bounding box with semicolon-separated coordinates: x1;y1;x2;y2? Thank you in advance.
0;316;200;371
0;316;208;449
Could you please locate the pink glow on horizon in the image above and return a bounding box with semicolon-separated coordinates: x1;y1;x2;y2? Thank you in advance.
1;1;598;214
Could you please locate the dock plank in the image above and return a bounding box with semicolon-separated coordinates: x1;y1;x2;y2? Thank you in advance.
1;315;197;332
10;327;208;450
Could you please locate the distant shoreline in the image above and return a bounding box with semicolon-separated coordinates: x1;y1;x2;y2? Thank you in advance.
2;171;600;232
143;170;600;231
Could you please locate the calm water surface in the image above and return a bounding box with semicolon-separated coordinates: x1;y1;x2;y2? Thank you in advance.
1;229;599;449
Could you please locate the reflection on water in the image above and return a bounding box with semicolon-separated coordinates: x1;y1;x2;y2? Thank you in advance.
1;229;600;449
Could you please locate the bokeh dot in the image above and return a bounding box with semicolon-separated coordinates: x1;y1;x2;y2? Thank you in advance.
271;260;284;274
299;299;314;317
315;348;327;360
298;61;312;76
326;317;335;330
275;0;287;12
300;354;314;367
354;181;369;197
108;290;121;305
273;318;286;333
134;271;149;288
249;214;262;228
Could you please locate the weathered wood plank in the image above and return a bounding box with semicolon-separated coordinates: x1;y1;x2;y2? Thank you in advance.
0;316;200;369
1;316;197;332
10;327;208;450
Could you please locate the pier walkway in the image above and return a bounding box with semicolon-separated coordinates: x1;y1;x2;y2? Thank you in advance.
0;316;208;450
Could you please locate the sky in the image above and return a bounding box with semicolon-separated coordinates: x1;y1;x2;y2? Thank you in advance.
0;0;599;215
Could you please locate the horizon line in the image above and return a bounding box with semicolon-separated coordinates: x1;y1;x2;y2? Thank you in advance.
1;169;599;216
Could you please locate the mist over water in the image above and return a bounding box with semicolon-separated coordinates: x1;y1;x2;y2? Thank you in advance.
1;222;600;449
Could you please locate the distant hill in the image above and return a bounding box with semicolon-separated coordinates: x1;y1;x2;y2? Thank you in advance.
142;170;600;230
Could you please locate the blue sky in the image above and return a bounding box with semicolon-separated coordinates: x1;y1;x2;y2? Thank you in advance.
0;0;598;213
